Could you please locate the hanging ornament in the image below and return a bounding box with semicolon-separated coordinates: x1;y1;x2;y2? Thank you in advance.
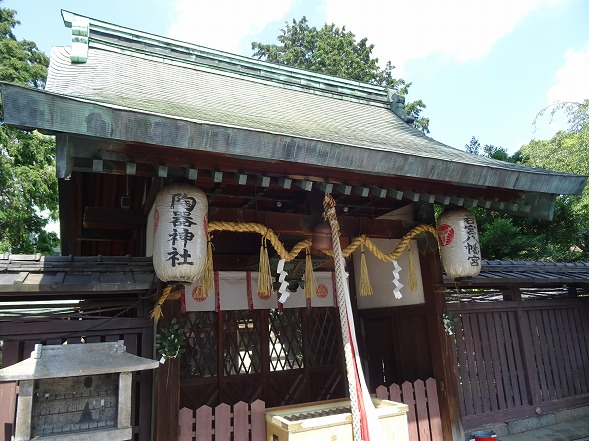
276;259;290;304
152;184;208;283
391;260;403;299
258;235;273;299
437;207;481;279
359;243;373;296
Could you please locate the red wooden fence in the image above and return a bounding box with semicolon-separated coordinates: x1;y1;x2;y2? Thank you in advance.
179;383;437;441
376;378;443;441
178;400;266;441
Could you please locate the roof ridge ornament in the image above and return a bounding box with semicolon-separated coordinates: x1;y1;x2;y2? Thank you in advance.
62;11;89;63
388;91;415;124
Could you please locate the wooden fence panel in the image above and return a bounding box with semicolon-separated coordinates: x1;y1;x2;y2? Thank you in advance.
510;309;531;406
376;385;388;399
178;408;194;441
484;311;504;411
182;400;266;441
449;300;589;429
390;382;402;403
251;400;266;441
215;403;231;441
195;405;213;441
425;378;443;441
377;378;441;441
573;307;589;392
402;381;419;441
414;380;431;441
233;401;249;441
550;310;567;398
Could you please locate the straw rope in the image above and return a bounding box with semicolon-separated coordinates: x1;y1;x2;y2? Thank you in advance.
323;224;439;261
208;221;311;261
209;221;439;263
151;221;439;320
323;194;363;441
150;283;184;323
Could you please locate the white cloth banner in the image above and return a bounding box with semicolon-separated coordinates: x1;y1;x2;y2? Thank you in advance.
217;271;249;311
310;272;336;308
183;282;216;312
250;272;279;309
183;271;338;311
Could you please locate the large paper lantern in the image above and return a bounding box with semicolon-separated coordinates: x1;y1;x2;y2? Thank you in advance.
437;208;481;279
153;184;208;283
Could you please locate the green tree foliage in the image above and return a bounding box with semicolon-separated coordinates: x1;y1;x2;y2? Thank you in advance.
465;136;480;155
0;2;58;254
474;199;582;261
464;101;589;261
521;100;589;213
252;17;429;133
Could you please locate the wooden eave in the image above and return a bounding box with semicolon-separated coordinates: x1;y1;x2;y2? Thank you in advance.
2;83;584;221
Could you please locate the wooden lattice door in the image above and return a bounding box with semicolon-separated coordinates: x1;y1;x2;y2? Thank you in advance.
180;307;346;408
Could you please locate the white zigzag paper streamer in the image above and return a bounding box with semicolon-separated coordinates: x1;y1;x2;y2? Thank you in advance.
277;259;290;303
392;260;403;299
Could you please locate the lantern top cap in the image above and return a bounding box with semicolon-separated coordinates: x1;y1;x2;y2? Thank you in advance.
0;341;159;381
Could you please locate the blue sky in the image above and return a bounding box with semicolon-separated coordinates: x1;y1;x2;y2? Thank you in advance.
5;0;589;154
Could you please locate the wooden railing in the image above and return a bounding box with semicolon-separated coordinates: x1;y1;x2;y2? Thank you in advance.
178;400;266;441
376;378;443;441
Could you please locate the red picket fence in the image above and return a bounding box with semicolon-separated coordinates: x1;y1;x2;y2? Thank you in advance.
376;378;443;441
178;400;266;441
179;379;441;441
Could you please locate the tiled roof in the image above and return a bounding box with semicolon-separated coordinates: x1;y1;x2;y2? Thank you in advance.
2;254;588;293
0;253;154;294
0;10;586;220
444;260;589;285
45;45;572;183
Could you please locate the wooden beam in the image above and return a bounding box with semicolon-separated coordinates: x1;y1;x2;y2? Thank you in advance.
55;134;74;179
208;208;407;238
83;207;144;230
421;247;464;441
79;229;135;241
154;286;181;441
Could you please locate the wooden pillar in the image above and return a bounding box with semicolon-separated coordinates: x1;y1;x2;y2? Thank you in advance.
503;285;522;301
418;230;464;441
154;285;182;441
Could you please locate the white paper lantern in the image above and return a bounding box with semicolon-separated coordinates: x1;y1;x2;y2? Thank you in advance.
437;208;481;279
153;184;208;283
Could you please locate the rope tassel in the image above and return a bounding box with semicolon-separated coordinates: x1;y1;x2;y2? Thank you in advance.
408;243;418;292
258;235;273;299
200;233;214;298
304;248;316;299
359;244;373;296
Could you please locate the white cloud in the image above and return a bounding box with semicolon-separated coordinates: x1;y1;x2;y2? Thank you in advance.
547;43;589;104
167;0;292;53
323;0;561;73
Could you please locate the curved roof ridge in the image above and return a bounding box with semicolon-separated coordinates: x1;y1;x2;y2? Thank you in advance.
61;10;391;106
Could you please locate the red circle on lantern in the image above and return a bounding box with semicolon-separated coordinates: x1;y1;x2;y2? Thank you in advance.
438;224;454;246
317;284;328;298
